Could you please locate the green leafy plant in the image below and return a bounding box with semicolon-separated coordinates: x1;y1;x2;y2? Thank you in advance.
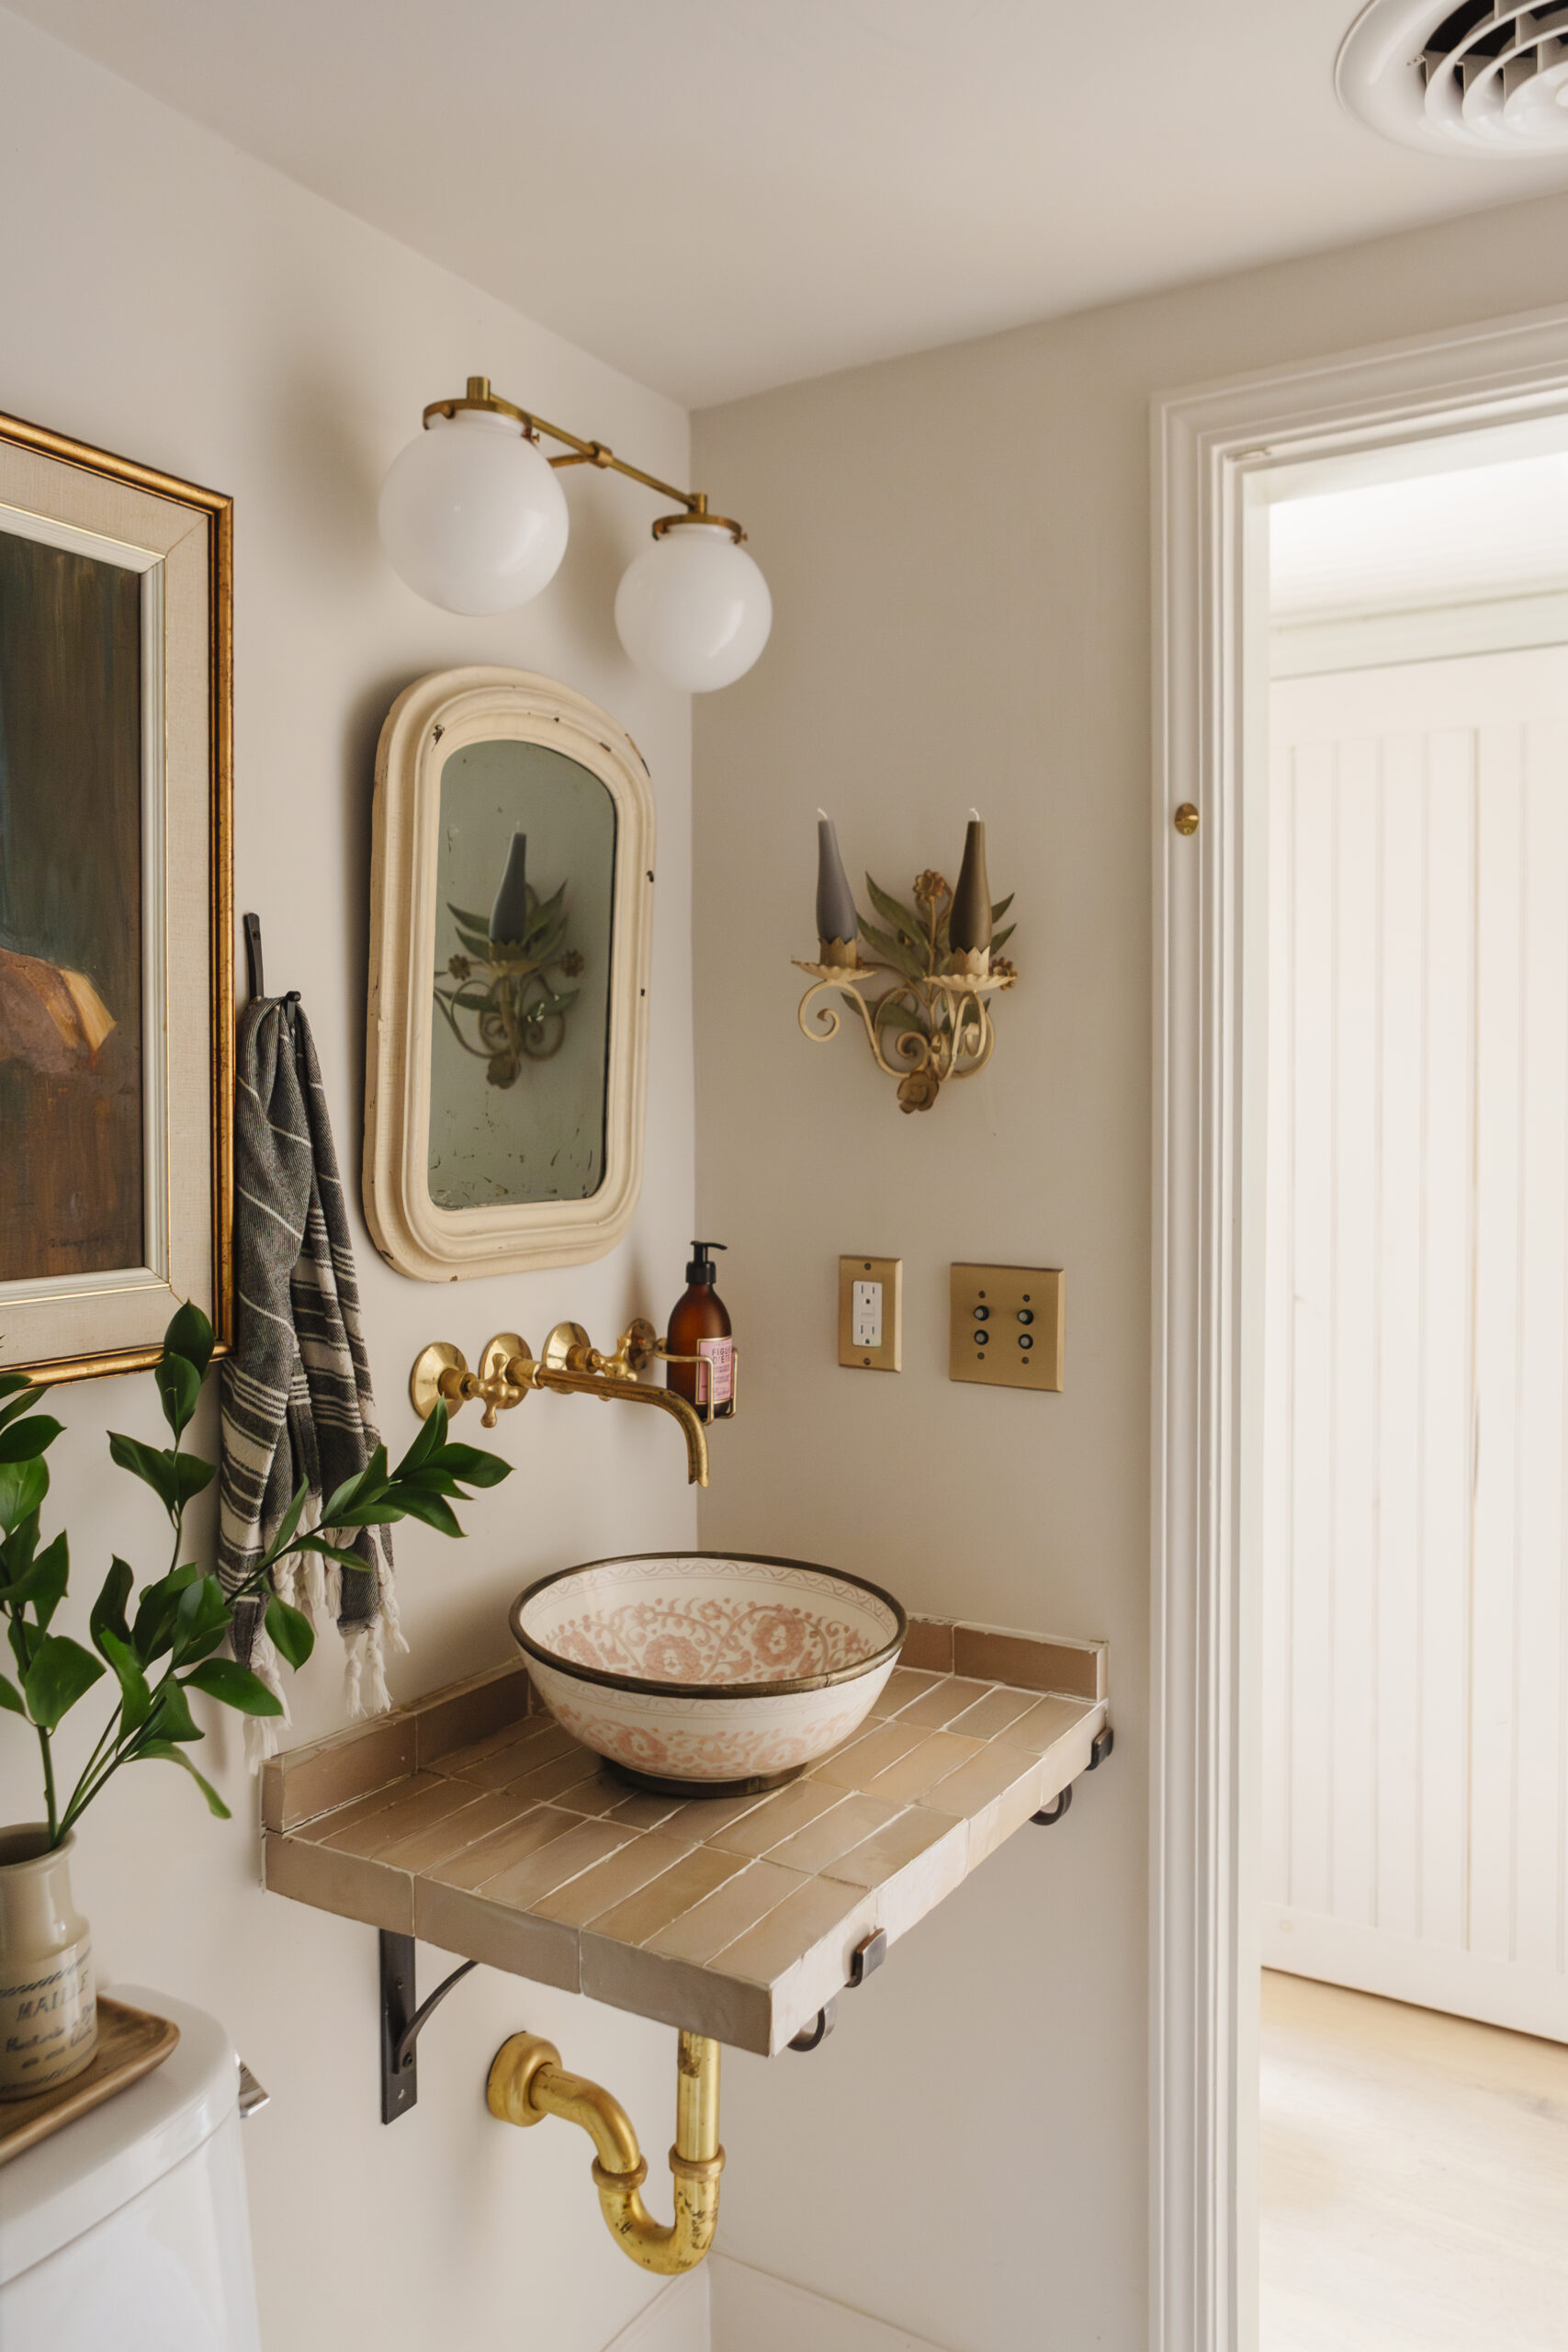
434;885;584;1089
0;1304;511;1847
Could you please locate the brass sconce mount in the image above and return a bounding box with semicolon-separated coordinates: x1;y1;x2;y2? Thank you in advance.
794;866;1017;1114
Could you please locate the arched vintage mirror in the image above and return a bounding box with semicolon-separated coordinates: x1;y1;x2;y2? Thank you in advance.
363;667;654;1278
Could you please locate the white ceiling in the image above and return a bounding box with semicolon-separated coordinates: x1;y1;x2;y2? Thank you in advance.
14;0;1568;409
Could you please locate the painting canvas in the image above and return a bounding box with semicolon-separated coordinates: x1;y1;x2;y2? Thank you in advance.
0;410;231;1381
0;525;146;1283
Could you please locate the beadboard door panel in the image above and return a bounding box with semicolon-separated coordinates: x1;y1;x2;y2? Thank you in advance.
1262;648;1568;2044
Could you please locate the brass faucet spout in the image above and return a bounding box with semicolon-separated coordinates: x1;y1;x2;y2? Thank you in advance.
525;1362;709;1487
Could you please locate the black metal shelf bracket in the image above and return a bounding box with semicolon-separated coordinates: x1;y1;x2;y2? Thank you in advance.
379;1929;479;2123
1032;1721;1113;1826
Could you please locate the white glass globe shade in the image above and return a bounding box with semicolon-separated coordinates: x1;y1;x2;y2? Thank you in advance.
378;409;569;616
615;523;772;692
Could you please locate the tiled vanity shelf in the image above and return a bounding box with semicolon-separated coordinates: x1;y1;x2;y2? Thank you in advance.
264;1616;1109;2061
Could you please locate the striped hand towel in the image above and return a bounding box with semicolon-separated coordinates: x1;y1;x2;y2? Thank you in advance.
219;998;402;1751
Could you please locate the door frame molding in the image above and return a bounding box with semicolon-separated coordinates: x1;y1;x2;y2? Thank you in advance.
1150;301;1568;2352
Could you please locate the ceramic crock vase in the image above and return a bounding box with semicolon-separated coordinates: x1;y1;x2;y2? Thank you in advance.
0;1826;96;2099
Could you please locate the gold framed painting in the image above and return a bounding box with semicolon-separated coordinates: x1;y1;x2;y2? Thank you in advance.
0;411;233;1381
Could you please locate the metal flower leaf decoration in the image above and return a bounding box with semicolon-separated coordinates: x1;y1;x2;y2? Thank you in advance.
434;882;583;1091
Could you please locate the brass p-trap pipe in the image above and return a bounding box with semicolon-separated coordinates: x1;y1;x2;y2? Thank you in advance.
487;2028;723;2276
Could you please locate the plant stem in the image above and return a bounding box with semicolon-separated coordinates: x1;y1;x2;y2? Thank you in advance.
38;1723;58;1844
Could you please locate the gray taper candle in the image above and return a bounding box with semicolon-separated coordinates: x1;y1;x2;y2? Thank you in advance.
816;810;858;951
490;831;529;944
949;812;992;960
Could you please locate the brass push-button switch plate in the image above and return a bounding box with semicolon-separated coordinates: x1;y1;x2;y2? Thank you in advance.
950;1264;1064;1391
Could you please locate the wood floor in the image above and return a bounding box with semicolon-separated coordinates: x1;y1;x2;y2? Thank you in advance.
1259;1969;1568;2351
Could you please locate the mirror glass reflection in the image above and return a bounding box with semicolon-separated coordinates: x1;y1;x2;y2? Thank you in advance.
428;738;615;1208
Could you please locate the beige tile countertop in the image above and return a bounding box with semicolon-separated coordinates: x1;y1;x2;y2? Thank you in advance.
263;1616;1109;2056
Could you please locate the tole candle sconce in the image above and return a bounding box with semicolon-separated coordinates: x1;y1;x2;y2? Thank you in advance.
795;812;1016;1113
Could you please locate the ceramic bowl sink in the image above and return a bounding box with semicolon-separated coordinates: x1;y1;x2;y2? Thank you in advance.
511;1552;907;1796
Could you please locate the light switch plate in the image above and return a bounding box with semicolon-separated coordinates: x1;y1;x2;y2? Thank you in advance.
950;1264;1064;1390
839;1256;902;1372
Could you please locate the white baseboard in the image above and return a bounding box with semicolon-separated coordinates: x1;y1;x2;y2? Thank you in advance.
1261;1904;1568;2043
709;2254;955;2352
602;2269;709;2352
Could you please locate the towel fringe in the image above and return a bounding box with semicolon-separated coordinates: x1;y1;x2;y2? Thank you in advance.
243;1619;292;1769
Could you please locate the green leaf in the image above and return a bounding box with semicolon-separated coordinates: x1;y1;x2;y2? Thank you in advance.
172;1575;232;1663
396;1400;446;1477
321;1444;389;1525
90;1557;134;1655
388;1487;463;1539
875;999;928;1038
130;1562;203;1663
12;1532;69;1631
0;1384;51;1435
0;1415;62;1463
22;1634;104;1729
265;1596;315;1671
446;901;492;933
175;1454;217;1504
0;1671;24;1716
164;1300;215;1380
427;1442;511;1490
98;1627;152;1735
521;880;567;946
288;1532;374;1571
257;1479;310;1571
856;918;926;981
0;1457;48;1535
154;1351;201;1440
182;1658;283;1716
990;894;1014;922
863;876;923;945
991;923;1015;954
108;1431;179;1514
134;1740;231;1819
146;1679;201;1744
0;1371;37;1400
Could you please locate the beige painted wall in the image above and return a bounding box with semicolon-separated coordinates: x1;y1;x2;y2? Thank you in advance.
692;193;1568;2351
0;13;701;2349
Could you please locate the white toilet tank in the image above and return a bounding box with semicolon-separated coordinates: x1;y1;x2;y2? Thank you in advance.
0;1986;262;2352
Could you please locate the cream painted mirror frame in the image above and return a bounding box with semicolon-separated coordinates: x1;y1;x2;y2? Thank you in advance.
363;667;654;1279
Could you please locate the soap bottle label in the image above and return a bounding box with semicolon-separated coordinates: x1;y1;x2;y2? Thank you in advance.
697;1337;735;1409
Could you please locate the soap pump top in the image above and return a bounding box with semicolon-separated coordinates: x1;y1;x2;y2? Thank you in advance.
667;1241;735;1418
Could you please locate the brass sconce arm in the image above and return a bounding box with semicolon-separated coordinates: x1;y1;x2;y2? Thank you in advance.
410;1323;710;1487
488;2030;724;2276
424;379;746;543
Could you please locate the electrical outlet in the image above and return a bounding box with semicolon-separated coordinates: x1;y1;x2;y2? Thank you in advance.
839;1256;901;1372
950;1264;1064;1390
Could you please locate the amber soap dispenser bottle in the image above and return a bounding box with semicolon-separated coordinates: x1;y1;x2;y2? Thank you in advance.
667;1241;735;1419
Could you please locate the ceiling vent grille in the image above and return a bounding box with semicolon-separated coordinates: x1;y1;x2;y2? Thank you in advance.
1338;0;1568;154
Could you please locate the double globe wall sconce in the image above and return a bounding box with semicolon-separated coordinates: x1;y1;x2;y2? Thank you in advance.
379;377;771;692
795;811;1018;1114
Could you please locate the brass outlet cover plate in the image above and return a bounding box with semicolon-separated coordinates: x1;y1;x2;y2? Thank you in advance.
839;1256;902;1372
950;1264;1063;1391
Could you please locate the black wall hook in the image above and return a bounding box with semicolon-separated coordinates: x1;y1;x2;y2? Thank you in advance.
243;911;265;1001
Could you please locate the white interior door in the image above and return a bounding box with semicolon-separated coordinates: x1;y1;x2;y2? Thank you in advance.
1261;647;1568;2044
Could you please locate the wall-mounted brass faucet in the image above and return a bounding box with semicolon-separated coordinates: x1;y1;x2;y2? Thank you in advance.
409;1319;710;1486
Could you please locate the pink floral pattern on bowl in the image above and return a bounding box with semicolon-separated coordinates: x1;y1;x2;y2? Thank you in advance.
547;1596;880;1687
513;1555;905;1786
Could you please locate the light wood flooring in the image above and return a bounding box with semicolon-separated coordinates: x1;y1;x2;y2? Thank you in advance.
1260;1969;1568;2351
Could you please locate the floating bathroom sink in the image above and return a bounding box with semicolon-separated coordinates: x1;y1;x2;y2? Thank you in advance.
510;1552;907;1796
